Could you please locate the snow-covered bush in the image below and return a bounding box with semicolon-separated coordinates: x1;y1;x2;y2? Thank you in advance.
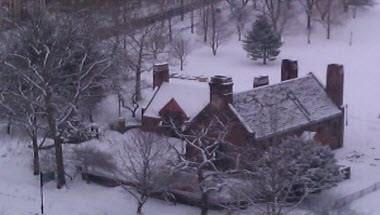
241;137;342;214
72;145;117;182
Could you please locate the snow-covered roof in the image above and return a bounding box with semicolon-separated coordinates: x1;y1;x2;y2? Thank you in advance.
144;79;210;120
233;74;342;140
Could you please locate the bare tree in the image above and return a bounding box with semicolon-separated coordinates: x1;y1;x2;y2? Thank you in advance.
189;0;197;34
347;0;375;18
168;115;230;215
118;130;174;215
316;0;343;39
197;1;211;43
225;0;250;41
262;0;293;34
0;82;48;175
124;24;168;101
297;0;316;44
170;34;193;71
207;3;233;56
0;12;114;188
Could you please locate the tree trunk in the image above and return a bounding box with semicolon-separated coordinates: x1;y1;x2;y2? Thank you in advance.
118;94;122;117
45;91;66;188
200;192;209;215
180;0;185;21
327;10;331;39
237;25;242;41
307;14;312;30
32;134;40;175
88;110;94;123
197;168;209;215
343;0;349;13
54;137;65;188
135;67;142;101
307;11;312;44
135;44;144;101
352;7;357;19
263;51;267;65
168;17;173;41
191;9;195;33
211;2;217;56
137;201;144;214
6;116;11;135
202;6;209;43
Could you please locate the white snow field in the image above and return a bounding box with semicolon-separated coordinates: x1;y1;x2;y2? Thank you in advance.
2;1;380;214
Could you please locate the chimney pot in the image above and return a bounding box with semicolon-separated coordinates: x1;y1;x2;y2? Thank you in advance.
253;76;269;88
326;64;344;107
153;63;169;89
281;59;298;81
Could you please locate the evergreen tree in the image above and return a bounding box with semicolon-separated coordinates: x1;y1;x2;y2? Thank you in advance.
243;16;282;64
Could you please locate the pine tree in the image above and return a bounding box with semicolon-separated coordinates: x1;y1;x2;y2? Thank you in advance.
243;16;282;64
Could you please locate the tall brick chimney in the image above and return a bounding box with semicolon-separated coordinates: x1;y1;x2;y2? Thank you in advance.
209;75;233;108
253;76;269;88
153;63;169;89
326;64;344;107
281;59;298;81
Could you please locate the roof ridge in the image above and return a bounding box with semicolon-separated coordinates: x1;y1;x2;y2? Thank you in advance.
234;74;314;95
307;72;326;89
307;72;343;109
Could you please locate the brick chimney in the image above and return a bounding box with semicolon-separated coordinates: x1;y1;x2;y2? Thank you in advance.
326;64;344;107
253;76;269;88
153;63;169;89
209;75;233;108
281;59;298;81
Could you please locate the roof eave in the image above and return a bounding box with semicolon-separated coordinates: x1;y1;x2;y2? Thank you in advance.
254;111;343;142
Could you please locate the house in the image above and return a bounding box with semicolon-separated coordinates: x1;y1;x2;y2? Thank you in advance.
142;60;345;150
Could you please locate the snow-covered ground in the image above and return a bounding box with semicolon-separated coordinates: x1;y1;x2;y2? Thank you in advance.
2;1;380;214
349;190;380;214
0;134;220;215
176;2;380;213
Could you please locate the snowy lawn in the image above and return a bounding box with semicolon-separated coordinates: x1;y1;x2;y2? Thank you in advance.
164;0;380;212
0;135;220;215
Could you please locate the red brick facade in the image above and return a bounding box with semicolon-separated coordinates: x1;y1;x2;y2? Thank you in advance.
142;60;345;160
